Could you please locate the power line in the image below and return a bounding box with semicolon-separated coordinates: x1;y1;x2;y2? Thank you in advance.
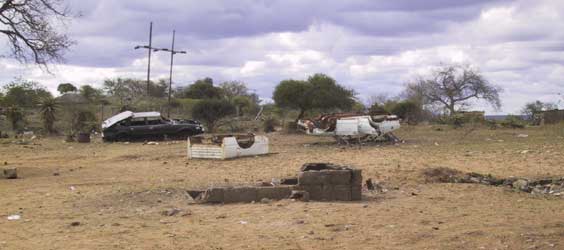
153;30;187;117
134;22;155;96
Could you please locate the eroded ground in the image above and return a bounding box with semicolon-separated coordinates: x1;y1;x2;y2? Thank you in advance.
1;125;564;250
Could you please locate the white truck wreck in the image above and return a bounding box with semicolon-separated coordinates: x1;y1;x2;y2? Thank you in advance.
297;113;401;143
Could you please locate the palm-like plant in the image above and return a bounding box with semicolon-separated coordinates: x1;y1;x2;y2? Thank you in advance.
39;97;58;134
6;106;24;132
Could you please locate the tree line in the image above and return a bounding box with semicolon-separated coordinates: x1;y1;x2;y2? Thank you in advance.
2;64;561;136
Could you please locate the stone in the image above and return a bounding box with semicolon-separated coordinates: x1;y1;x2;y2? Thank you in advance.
3;168;17;179
512;179;530;192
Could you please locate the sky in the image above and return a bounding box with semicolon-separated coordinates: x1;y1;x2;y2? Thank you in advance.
1;0;563;114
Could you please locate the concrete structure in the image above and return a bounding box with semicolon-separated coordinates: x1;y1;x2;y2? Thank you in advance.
296;163;362;201
187;134;269;160
189;163;362;203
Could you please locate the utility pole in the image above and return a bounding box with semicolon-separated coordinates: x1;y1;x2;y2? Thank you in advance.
154;30;187;118
134;22;155;96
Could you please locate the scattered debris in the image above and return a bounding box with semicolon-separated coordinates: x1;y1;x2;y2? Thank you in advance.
7;214;21;221
2;168;18;179
70;221;81;226
289;190;310;202
239;221;248;225
297;112;401;144
365;179;375;190
423;167;564;197
161;208;182;217
517;134;529;138
145;141;159;145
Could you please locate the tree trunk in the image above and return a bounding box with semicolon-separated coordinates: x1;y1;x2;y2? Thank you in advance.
295;109;306;123
447;103;456;116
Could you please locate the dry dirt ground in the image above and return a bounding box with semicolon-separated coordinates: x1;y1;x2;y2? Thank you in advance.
1;125;564;250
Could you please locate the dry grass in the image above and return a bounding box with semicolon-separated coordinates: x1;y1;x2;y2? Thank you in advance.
1;124;563;249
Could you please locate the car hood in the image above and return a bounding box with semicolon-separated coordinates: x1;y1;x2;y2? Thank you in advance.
102;111;134;129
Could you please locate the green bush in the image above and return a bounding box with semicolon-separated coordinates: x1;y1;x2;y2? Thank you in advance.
192;99;235;132
500;115;526;129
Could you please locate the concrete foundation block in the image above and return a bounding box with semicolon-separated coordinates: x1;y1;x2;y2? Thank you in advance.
330;170;352;185
256;186;292;200
321;185;335;201
351;169;362;185
333;185;352;201
351;187;362;201
299;185;323;200
223;187;258;203
298;171;330;185
202;187;224;203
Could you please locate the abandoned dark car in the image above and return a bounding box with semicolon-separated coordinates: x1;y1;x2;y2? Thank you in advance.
102;111;204;142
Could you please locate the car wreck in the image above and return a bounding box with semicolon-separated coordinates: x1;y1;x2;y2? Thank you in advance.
187;133;269;160
297;112;401;143
102;111;204;142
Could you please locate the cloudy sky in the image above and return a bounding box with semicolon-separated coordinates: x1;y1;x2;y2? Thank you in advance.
1;0;563;114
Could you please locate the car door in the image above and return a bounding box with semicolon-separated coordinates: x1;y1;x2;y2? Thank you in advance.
146;116;172;136
128;117;149;138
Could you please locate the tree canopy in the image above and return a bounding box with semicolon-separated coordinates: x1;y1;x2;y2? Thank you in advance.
0;0;74;66
521;100;557;118
192;99;235;132
406;65;502;115
57;83;77;94
1;79;52;107
177;77;222;99
103;78;168;105
273;73;355;120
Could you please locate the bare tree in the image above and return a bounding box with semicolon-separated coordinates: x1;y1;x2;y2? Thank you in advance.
406;65;502;115
0;0;73;66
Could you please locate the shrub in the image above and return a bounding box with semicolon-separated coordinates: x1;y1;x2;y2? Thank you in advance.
192;99;235;132
500;115;526;129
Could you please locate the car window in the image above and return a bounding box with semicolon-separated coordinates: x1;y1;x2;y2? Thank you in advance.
130;117;146;126
146;117;163;125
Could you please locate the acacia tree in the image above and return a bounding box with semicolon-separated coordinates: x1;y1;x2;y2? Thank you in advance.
0;0;74;66
406;65;502;115
521;100;557;118
192;99;235;132
273;73;355;121
57;83;77;94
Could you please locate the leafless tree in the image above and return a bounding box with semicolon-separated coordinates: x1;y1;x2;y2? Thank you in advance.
406;65;502;115
0;0;73;67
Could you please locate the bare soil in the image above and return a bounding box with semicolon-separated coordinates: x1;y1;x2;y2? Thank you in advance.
1;125;563;250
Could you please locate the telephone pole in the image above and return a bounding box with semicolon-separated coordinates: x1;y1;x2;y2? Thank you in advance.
154;30;187;117
134;22;155;96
